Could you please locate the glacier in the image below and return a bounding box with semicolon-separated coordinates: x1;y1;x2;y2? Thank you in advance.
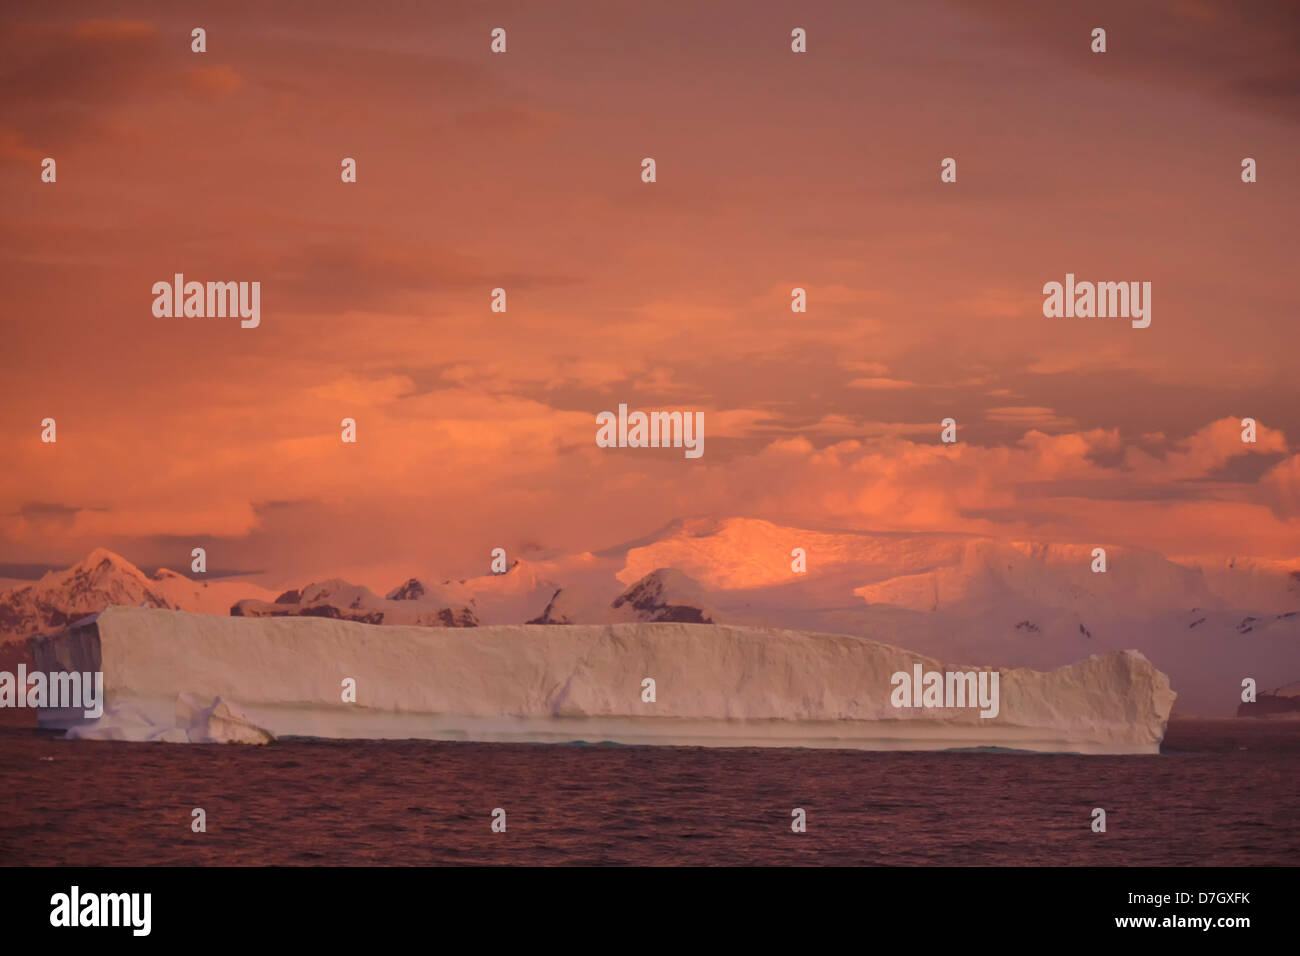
30;605;1176;753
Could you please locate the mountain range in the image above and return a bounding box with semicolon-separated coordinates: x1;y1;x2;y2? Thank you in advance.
2;517;1297;715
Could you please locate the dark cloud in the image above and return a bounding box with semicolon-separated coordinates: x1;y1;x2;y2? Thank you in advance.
1201;452;1289;484
10;502;108;522
1010;481;1208;503
263;240;580;317
0;17;250;158
950;0;1300;123
0;562;62;580
15;502;81;519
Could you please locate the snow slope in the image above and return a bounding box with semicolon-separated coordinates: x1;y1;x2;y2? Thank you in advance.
32;606;1175;753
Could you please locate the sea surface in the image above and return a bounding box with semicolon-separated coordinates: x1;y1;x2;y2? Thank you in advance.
2;719;1297;866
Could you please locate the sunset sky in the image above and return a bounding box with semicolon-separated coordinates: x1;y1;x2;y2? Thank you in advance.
2;0;1298;588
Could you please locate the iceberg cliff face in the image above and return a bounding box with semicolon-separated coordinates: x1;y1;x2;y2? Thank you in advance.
30;606;1175;753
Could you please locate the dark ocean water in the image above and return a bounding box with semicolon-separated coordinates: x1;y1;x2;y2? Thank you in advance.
2;720;1296;866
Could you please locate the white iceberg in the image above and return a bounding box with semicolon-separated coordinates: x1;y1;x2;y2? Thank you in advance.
31;606;1176;753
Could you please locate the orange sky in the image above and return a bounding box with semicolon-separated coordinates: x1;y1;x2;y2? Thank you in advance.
1;0;1298;586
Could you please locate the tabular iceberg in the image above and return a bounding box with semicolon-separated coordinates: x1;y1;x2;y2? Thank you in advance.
30;606;1176;753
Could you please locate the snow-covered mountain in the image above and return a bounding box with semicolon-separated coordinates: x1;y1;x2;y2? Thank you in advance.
609;568;716;623
383;558;568;626
229;565;718;629
6;520;1298;716
581;518;1300;717
0;548;278;643
232;578;478;627
530;569;716;625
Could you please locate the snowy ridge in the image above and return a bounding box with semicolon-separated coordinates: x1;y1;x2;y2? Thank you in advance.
231;577;479;627
33;606;1175;753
